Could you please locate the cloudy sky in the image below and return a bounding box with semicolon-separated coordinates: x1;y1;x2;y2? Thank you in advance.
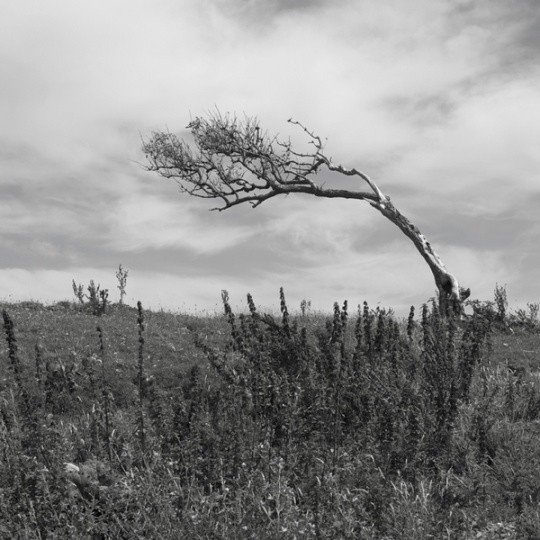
1;0;539;316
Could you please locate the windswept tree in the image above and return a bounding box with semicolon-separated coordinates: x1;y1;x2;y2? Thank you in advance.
143;113;470;314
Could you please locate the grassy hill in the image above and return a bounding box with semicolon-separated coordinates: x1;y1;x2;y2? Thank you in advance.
1;293;540;539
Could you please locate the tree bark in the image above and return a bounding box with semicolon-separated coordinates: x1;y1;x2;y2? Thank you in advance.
370;197;468;315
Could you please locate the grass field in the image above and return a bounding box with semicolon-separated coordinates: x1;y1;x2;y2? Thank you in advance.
1;290;540;539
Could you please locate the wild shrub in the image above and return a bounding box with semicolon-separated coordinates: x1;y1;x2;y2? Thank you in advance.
167;290;493;535
72;279;109;316
5;290;537;538
86;280;109;316
512;302;540;331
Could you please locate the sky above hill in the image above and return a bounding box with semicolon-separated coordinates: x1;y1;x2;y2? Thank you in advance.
1;0;539;315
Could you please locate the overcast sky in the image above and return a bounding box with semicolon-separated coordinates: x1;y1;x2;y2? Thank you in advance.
1;0;539;316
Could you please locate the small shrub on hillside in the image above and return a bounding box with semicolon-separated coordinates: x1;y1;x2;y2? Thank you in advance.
72;279;109;316
473;284;540;334
511;303;540;331
116;264;129;306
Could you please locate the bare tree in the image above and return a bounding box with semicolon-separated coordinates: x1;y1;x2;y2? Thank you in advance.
143;112;470;314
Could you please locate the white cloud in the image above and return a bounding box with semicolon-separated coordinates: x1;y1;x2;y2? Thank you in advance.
107;193;260;254
0;197;90;237
384;77;540;215
0;0;539;313
262;197;378;256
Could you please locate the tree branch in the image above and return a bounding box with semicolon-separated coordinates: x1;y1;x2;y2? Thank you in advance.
143;114;383;210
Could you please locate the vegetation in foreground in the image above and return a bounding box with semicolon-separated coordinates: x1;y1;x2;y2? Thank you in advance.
1;289;540;539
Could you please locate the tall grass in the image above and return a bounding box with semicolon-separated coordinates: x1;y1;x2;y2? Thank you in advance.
0;293;539;538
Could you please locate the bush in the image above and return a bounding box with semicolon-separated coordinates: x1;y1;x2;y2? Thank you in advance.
4;288;536;538
72;279;109;316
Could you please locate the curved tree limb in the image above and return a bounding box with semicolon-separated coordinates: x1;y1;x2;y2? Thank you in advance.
143;112;469;314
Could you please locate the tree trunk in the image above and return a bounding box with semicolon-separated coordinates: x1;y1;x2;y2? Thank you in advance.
371;198;468;315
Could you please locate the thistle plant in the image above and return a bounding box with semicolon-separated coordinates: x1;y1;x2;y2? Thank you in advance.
87;280;109;316
2;310;21;380
2;310;29;414
116;264;129;306
494;283;508;323
97;325;112;465
136;300;147;460
72;278;109;315
407;306;415;341
279;287;291;338
222;289;243;351
72;280;85;304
